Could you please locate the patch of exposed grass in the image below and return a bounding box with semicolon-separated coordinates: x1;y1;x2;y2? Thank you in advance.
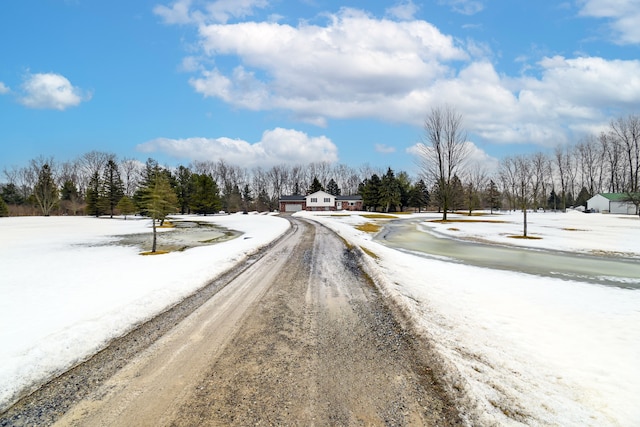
507;235;542;240
140;250;170;255
355;222;382;233
360;246;379;259
391;211;412;215
361;214;397;219
447;227;459;231
562;228;585;231
157;221;175;229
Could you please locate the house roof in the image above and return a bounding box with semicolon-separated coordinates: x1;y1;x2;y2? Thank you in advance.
599;193;636;201
336;195;362;201
279;195;305;201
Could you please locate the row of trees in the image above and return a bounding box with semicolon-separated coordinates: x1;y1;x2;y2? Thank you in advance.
2;110;639;224
416;106;640;235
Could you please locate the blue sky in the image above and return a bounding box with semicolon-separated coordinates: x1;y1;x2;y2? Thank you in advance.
1;0;639;177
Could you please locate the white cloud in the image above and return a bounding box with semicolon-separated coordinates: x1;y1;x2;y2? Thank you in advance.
154;0;193;24
438;0;485;15
163;4;640;150
205;0;268;24
19;73;90;110
375;144;396;154
137;127;339;168
154;0;268;24
578;0;640;44
191;8;466;123
385;0;419;20
0;82;9;94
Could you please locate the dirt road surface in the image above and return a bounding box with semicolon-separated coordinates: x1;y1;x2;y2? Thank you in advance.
3;217;461;426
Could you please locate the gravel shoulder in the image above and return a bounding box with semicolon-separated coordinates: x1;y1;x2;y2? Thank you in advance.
1;217;461;426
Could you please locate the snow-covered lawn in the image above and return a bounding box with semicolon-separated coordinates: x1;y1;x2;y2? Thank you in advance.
1;210;639;426
298;210;640;427
0;213;290;411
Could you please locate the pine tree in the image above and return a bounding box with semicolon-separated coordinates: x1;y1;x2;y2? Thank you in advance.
379;168;401;212
242;184;253;213
86;171;105;217
326;178;341;196
190;173;222;215
487;180;501;214
103;159;124;218
116;195;136;220
308;177;324;193
33;163;59;216
60;180;81;215
175;165;194;214
360;174;381;212
141;173;177;252
409;179;429;212
0;197;8;217
1;183;24;206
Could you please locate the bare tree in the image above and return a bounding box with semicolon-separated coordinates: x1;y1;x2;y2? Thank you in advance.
514;155;533;236
462;163;487;215
610;114;640;193
418;105;469;220
119;158;142;197
30;156;59;216
77;151;113;195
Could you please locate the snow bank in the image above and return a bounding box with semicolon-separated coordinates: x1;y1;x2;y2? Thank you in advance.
298;211;640;427
0;214;289;410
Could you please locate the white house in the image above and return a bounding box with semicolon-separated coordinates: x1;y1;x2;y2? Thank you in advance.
278;191;363;212
586;193;638;214
306;190;335;211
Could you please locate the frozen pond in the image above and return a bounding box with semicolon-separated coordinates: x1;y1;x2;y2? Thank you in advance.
375;219;640;289
114;220;241;252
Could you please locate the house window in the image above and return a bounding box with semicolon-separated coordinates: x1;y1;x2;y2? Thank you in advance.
324;198;330;202
311;197;317;202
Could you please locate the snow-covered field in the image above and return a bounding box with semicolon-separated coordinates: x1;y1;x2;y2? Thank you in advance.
299;210;640;427
0;213;290;412
1;210;639;426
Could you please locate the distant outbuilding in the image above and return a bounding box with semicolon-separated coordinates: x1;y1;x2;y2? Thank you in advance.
586;193;638;214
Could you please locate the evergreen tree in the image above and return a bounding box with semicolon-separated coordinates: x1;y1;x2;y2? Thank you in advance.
141;172;177;252
1;183;25;206
409;179;429;212
86;171;105;217
360;174;381;211
190;173;222;215
487;180;501;214
396;171;412;211
33;163;59;216
0;197;8;217
103;159;124;218
242;184;253;213
60;180;81;215
548;190;560;211
308;176;324;193
450;174;464;211
175;165;194;214
575;187;591;209
379;168;401;212
257;188;271;211
326;178;341;196
116;195;136;219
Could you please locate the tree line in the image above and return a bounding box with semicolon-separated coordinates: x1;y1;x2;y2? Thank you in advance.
1;110;638;220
